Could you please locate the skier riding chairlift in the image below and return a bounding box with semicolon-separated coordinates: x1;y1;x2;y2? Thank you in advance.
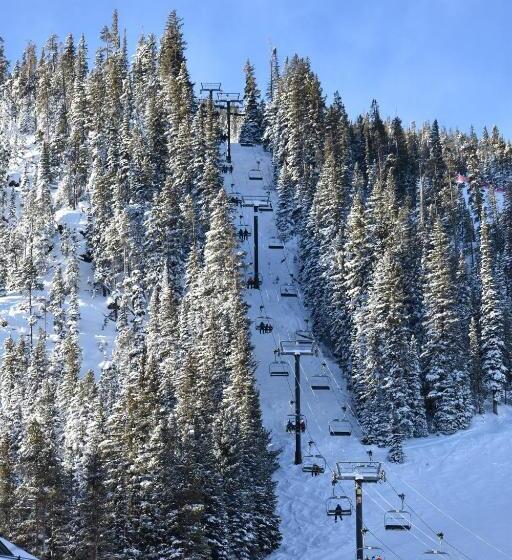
334;504;343;523
311;463;322;477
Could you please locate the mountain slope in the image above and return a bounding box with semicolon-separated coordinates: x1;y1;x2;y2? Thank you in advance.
229;143;512;560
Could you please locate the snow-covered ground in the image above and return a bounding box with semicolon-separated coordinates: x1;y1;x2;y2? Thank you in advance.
0;140;116;377
228;143;512;560
0;535;37;559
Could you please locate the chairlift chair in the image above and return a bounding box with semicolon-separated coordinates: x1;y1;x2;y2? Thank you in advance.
285;414;307;434
311;375;331;391
246;273;263;289
296;320;314;341
268;236;285;249
384;510;412;531
329;419;352;436
255;315;273;334
301;454;326;474
240;140;253;147
228;192;242;206
248;168;263;180
258;199;273;212
422;533;450;556
326;495;352;518
236;223;252;240
269;360;291;377
384;493;411;530
280;284;298;298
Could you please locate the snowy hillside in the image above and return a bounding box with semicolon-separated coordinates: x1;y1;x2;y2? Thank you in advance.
229;143;512;560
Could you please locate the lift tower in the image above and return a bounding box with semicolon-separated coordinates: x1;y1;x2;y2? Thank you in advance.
279;339;317;464
216;92;243;163
335;461;384;560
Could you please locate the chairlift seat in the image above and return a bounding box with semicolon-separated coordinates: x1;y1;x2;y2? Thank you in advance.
302;454;326;474
268;237;284;249
329;419;352;436
285;414;307;433
311;375;330;391
384;510;412;531
255;315;273;334
326;496;352;517
248;169;263;180
280;284;298;298
269;361;291;377
228;192;242;205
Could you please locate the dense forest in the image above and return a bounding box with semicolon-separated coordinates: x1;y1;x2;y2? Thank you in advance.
0;12;279;560
263;51;512;460
0;6;511;560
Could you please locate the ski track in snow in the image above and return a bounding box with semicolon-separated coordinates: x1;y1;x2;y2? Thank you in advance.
227;143;512;560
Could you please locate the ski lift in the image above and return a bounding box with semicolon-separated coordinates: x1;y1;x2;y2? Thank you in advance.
228;192;242;206
268;236;285;249
384;493;411;531
311;375;330;391
248;161;263;180
329;419;352;436
326;495;352;518
236;223;252;240
285;413;307;434
311;362;331;391
246;273;263;289
329;405;352;436
302;442;326;474
255;315;273;334
326;480;352;519
296;319;314;341
240;140;253;147
248;169;263;180
422;533;450;556
280;284;298;298
269;360;291;377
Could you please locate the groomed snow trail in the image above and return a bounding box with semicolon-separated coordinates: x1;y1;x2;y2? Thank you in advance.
226;143;512;560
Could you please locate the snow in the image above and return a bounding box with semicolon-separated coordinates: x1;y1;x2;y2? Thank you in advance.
0;536;38;559
0;139;117;378
228;143;512;560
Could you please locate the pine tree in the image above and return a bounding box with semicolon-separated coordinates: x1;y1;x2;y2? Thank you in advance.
239;60;263;145
480;217;506;413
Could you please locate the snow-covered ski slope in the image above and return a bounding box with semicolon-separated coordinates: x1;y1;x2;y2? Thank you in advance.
227;143;512;560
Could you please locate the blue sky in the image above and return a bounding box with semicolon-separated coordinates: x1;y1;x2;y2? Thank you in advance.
4;0;512;136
